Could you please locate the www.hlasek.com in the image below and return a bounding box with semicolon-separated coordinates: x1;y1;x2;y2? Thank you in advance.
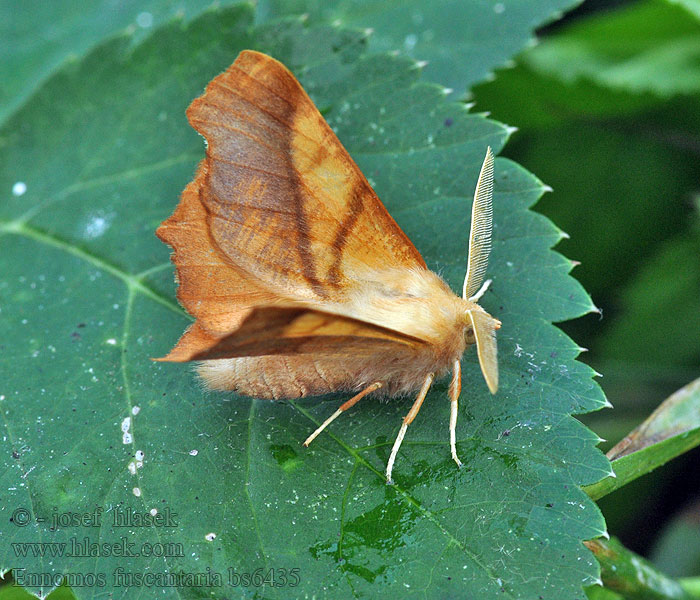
12;537;184;558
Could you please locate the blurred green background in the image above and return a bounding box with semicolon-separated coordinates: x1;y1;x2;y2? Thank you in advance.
472;0;700;574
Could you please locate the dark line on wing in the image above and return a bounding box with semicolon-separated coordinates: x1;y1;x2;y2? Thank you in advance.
327;186;365;287
278;86;327;299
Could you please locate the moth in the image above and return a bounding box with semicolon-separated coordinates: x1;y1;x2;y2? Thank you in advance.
156;50;501;483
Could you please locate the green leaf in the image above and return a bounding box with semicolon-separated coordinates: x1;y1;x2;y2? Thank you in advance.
650;503;700;578
598;202;700;368
256;0;584;96
680;578;700;596
585;584;625;600
0;5;609;599
471;59;662;130
586;538;694;600
522;0;700;98
0;0;584;126
0;576;72;600
471;39;700;314
585;378;700;500
0;0;249;125
667;0;700;19
459;113;697;307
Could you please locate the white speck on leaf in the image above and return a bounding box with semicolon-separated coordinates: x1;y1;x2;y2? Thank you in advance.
121;417;132;444
84;212;114;239
133;487;141;497
12;182;27;196
136;11;153;28
205;532;217;541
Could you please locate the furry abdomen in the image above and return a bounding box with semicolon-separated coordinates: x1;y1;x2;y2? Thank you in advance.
198;267;472;399
197;333;467;399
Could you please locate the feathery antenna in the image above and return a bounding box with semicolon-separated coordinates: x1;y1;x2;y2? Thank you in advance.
463;147;494;301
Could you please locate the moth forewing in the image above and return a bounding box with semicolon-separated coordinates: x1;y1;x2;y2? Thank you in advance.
467;309;499;394
463;147;495;301
156;49;505;482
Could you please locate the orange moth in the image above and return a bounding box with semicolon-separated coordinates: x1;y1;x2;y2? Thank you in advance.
156;50;501;483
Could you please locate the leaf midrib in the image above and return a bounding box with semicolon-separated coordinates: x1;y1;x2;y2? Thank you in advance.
0;220;185;318
288;399;512;595
0;217;514;593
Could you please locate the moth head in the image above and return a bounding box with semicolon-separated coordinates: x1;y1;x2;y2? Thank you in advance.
462;148;499;394
463;305;501;343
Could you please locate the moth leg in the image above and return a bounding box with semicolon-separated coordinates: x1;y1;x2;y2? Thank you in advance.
303;382;383;447
449;360;463;468
386;373;435;484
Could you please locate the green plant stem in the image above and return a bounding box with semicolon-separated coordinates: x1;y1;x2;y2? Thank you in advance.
584;427;700;500
680;578;700;597
584;377;700;500
586;538;694;600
